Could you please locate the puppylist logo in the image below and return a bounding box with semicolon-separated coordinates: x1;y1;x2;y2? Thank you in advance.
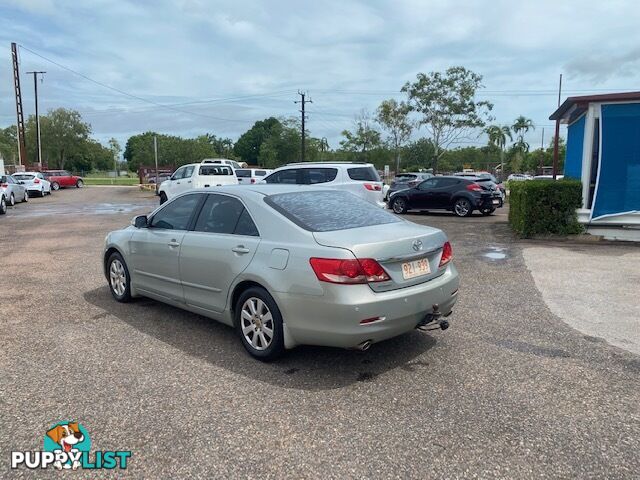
11;421;132;471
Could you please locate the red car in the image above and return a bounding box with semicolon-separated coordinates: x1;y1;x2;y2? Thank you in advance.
42;170;84;190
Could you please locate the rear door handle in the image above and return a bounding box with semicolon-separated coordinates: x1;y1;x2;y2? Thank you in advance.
232;246;250;254
168;240;181;248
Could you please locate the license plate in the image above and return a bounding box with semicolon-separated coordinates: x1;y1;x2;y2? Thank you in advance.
492;199;500;204
401;258;431;279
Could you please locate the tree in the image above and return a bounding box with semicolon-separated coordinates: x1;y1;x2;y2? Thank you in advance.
339;110;382;160
108;138;121;171
0;127;17;163
37;108;92;169
485;124;512;173
376;99;413;174
402;66;493;172
510;116;534;173
234;117;282;165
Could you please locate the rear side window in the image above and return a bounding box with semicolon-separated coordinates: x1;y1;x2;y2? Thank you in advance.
265;169;299;184
306;168;338;184
255;170;267;176
265;191;401;232
437;178;460;187
194;194;258;236
235;169;251;178
347;166;380;182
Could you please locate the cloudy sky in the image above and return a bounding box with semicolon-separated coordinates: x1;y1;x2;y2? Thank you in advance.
1;0;640;151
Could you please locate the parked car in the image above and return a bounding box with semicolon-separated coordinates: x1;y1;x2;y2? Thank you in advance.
148;173;172;184
103;186;459;360
388;176;500;217
262;162;385;208
12;172;52;197
201;158;243;170
42;170;84;190
386;172;434;200
533;175;565;180
236;168;273;184
507;173;533;181
158;161;238;204
0;174;29;211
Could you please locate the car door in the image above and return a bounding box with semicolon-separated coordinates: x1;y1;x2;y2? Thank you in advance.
129;193;204;302
179;194;260;313
59;171;72;187
412;178;439;208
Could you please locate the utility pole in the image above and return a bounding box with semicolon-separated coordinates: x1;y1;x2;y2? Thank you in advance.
539;127;545;174
11;43;27;166
552;74;562;179
295;91;312;161
153;135;159;194
26;70;46;167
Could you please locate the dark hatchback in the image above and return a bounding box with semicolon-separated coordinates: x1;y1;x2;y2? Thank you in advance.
388;176;503;217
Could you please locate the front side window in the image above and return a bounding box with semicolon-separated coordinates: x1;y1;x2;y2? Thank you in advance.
194;194;258;235
266;190;400;232
150;194;201;230
306;168;338;184
171;167;186;180
183;166;195;178
418;179;438;190
265;169;299;184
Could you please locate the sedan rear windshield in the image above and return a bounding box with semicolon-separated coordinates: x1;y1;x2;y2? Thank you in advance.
13;174;34;180
199;166;233;176
235;169;251;177
347;166;380;182
265;190;401;232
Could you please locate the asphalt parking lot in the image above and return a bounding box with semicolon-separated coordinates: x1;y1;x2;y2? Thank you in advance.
1;187;639;479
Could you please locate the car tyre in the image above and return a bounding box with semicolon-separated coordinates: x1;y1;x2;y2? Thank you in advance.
481;207;495;216
0;196;6;215
51;182;60;191
235;286;285;361
76;179;84;188
453;198;473;217
23;191;28;203
107;252;132;303
391;197;407;214
159;192;168;205
9;193;15;207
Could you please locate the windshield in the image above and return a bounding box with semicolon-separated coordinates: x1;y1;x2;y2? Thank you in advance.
265;190;401;232
13;174;34;180
199;165;233;176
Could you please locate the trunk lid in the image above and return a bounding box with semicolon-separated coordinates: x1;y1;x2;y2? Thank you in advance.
313;221;448;292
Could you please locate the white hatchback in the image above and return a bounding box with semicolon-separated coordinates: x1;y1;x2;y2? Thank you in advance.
261;162;384;207
158;161;238;204
12;171;52;197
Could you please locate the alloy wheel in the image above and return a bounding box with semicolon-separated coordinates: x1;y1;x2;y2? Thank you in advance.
0;197;6;214
240;297;275;351
9;194;15;206
23;191;28;202
52;182;60;191
109;259;127;297
454;199;470;217
392;198;406;214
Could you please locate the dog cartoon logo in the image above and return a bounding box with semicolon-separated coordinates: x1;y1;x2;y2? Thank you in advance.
44;422;91;470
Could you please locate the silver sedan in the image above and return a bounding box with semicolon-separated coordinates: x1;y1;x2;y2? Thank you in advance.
1;174;28;214
103;186;460;360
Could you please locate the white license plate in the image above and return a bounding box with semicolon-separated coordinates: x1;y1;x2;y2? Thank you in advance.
401;258;431;280
492;199;500;204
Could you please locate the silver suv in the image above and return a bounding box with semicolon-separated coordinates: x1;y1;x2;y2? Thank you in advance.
262;162;384;207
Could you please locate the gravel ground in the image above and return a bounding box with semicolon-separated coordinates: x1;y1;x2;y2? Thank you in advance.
1;188;638;479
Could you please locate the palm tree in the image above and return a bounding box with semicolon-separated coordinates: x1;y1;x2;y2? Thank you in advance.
510;116;534;173
485;125;512;172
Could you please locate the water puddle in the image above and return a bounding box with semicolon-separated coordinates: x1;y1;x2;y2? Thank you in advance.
481;245;509;261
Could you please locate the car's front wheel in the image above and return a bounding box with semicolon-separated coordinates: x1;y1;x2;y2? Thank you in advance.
9;193;15;207
76;179;84;188
51;182;60;191
107;252;132;303
453;198;473;217
159;192;168;205
391;197;407;214
235;287;285;361
0;196;6;215
23;191;28;203
481;207;495;216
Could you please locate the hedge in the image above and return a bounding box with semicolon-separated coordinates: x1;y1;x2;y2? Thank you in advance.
508;179;583;237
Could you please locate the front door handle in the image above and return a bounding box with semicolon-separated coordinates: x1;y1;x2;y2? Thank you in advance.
168;240;181;248
232;245;250;254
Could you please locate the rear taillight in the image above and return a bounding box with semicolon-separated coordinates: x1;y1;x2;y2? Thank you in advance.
363;183;381;191
309;257;390;284
439;241;453;267
34;179;40;184
0;183;7;188
466;183;483;192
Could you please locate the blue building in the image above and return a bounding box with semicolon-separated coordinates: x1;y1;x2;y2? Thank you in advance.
550;92;640;240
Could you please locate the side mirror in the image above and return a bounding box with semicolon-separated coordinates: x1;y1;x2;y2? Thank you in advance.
132;215;148;228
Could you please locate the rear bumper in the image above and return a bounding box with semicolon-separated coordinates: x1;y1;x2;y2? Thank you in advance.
274;264;460;349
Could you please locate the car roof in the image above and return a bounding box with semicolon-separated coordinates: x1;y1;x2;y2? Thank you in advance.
279;162;373;168
179;184;340;199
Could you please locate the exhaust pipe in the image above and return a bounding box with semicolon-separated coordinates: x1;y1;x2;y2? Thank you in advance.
357;340;372;351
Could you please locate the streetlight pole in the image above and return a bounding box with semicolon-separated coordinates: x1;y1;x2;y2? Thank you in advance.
26;71;46;167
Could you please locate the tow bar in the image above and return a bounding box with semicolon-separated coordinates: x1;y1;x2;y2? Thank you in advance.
416;304;450;332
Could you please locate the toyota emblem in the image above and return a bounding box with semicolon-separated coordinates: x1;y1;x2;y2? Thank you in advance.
412;239;423;251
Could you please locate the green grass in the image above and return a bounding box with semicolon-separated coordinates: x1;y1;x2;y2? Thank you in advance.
83;177;139;186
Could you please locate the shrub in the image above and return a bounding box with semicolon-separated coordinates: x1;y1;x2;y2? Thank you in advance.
509;180;583;237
